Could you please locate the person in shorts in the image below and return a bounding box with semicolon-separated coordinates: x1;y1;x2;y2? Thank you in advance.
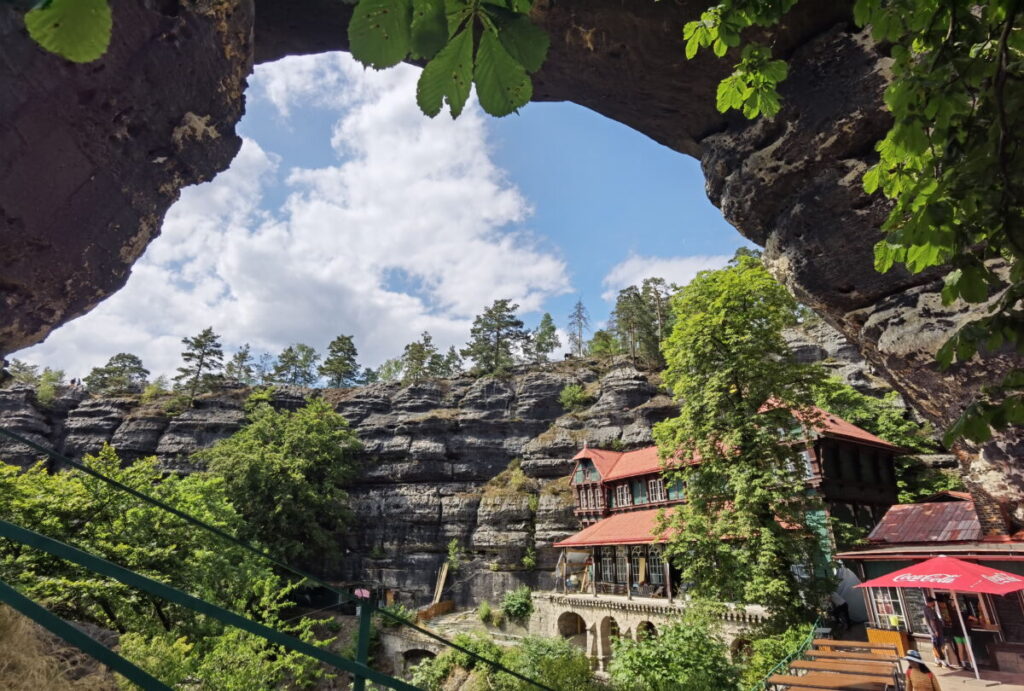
925;597;949;668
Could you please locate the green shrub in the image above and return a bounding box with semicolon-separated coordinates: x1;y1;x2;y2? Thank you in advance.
559;384;593;411
447;538;464;571
378;602;416;628
34;368;64;407
494;636;600;691
609;610;739;690
478;600;492;624
490;608;505;627
520;547;536;571
739;623;813;688
501;586;533;623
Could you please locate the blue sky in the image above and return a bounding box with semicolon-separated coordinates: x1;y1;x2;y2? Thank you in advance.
18;54;748;378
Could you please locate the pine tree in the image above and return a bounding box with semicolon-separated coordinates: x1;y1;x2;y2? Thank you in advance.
224;344;255;385
567;300;589;358
375;358;404;383
432;346;463;378
319;335;360;387
84;353;150;394
587;329;622;357
613;285;649;361
273;344;321;387
529;313;561;363
254;353;276;386
4;359;40;387
173;327;224;406
461;299;528;374
402;332;439;382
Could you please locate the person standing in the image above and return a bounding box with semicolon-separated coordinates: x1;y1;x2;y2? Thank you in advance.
924;597;949;668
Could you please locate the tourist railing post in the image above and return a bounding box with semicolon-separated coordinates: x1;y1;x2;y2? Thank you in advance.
353;594;374;691
664;562;672;603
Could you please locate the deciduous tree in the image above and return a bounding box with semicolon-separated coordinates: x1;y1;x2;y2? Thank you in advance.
655;254;834;630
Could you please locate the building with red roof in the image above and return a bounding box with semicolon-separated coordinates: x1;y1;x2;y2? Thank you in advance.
553;407;904;599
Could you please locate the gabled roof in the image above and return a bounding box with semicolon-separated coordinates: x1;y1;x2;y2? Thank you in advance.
867;500;981;545
553;508;672;547
570;406;902;484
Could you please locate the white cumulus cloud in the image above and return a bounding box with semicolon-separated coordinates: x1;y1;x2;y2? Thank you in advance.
15;53;570;378
601;253;732;301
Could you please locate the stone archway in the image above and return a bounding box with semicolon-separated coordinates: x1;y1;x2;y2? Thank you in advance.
557;611;588;651
636;620;657;640
401;648;436;675
598;615;621;670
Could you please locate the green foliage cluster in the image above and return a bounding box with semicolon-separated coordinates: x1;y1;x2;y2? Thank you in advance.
609;608;739;691
0;446;328;687
349;0;547;118
378;602;416;627
738;623;814;688
196;395;362;566
461;299;529;375
520;546;536;570
447;537;465;571
499;585;533;623
682;0;1024;447
654;254;835;630
411;633;597;691
609;277;677;367
477;599;492;624
83;353;149;395
2;359;66;407
24;0;112;63
559;383;593;411
173;327;224;406
319;334;361;387
896;456;966;504
482;459;538;498
273;343;321;387
812;380;935;453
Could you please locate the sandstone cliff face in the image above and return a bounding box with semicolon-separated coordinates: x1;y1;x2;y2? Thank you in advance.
0;331;900;604
2;2;1019;540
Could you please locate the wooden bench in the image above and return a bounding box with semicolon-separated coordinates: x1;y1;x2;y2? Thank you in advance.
767;671;891;690
790;660;895;676
812;640;897;651
805;650;899;663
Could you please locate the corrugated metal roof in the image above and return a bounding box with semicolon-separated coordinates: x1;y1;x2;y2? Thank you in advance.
867;501;981;545
553;508;672;547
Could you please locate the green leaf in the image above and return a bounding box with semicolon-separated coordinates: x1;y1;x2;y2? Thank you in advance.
496;14;548;73
348;0;413;70
416;27;474;117
474;29;532;116
862;166;881;194
411;0;448;59
762;60;788;83
24;0;112;64
958;265;989;303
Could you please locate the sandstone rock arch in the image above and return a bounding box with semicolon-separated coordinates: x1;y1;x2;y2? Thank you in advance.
1;1;1021;517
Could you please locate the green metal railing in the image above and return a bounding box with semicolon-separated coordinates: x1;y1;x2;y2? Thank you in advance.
0;427;553;691
749;617;820;691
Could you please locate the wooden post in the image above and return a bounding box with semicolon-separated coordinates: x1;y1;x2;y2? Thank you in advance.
353;597;373;691
664;562;673;603
953;594;981;681
593;549;598;598
626;558;632;600
560;549;566;593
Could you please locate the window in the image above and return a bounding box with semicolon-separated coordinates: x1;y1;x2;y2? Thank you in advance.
869;587;907;630
630;546;644;585
615;484;631;507
648;478;666;502
600;547;614;582
648;547;664;585
615;546;628;583
592;487;602;509
631;479;648;504
667;479;685;501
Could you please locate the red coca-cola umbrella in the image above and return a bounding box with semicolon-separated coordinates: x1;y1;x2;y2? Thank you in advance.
857;556;1024;679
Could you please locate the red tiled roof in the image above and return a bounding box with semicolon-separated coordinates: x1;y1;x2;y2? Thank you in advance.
808;408;903;451
867;501;981;544
571;447;622;478
553;508;673;547
604;447;684;481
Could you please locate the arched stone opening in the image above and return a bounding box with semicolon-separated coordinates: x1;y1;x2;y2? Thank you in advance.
557;611;588;651
636;620;657;640
598;615;621;669
402;648;436;675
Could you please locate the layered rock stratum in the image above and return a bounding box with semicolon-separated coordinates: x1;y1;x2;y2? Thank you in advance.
0;325;908;604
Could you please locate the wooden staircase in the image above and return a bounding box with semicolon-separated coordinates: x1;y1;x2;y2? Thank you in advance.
767;639;901;690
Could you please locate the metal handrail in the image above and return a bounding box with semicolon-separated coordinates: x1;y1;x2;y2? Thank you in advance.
749;617;820;691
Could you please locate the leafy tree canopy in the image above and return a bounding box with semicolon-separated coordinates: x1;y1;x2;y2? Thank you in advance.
0;446;327;686
654;254;835;630
273;343;321;387
83;352;149;394
196;395;362;566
